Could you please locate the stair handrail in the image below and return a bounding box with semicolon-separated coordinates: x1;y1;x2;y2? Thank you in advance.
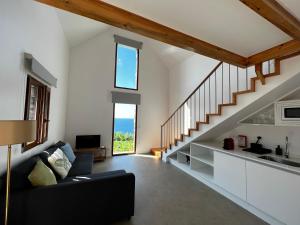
160;58;279;152
161;61;223;127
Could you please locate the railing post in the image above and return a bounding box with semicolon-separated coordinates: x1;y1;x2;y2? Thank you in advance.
159;59;279;158
160;125;163;149
255;63;266;85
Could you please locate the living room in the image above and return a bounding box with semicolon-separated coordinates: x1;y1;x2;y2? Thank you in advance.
1;0;300;225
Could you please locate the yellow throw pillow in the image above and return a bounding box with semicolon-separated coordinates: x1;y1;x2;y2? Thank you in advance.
28;159;57;187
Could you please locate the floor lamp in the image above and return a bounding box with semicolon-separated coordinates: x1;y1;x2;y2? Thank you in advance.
0;120;36;225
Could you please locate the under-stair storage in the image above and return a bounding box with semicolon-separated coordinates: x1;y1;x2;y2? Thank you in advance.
190;144;214;180
169;142;300;225
177;149;190;166
174;143;214;181
191;144;214;166
190;160;214;180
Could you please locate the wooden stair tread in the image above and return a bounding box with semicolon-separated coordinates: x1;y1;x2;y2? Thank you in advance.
219;103;236;106
234;90;254;95
207;113;221;116
163;60;281;153
151;148;166;157
188;128;198;131
197;121;209;124
151;147;164;151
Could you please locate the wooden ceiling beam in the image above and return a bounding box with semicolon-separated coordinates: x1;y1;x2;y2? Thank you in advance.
34;0;247;67
247;40;300;65
240;0;300;41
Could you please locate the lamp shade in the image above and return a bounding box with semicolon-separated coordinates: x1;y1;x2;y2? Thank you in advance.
0;120;36;146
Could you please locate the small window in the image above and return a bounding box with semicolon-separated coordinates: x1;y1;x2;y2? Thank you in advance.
114;43;139;90
24;76;51;150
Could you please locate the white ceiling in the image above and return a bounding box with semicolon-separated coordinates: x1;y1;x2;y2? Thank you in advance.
56;0;300;67
147;40;195;68
111;28;195;68
277;0;300;21
56;9;109;47
56;9;194;68
103;0;293;56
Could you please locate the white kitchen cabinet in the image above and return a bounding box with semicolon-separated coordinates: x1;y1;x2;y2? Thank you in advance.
214;151;246;200
247;161;300;225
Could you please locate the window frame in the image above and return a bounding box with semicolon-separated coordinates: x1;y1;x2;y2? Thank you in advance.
111;103;138;156
23;75;51;151
114;43;140;91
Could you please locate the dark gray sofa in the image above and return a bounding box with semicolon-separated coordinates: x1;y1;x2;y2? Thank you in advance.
0;142;135;225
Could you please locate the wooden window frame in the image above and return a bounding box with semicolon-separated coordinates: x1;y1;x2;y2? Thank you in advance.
23;75;51;151
114;43;140;91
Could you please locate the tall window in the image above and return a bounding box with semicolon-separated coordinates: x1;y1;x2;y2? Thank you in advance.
112;103;137;155
24;76;51;150
114;43;139;90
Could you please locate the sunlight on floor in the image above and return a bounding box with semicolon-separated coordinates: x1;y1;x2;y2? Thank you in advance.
132;154;160;159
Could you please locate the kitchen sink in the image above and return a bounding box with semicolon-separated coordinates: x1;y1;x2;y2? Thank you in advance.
258;156;300;168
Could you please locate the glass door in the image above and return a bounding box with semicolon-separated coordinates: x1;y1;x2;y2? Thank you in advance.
112;103;137;155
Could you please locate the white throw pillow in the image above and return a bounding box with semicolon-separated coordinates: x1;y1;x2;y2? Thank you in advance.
48;148;72;179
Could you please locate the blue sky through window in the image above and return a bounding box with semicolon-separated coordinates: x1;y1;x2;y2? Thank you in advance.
115;44;138;89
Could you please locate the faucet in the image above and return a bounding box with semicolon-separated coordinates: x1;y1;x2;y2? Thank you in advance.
285;136;289;158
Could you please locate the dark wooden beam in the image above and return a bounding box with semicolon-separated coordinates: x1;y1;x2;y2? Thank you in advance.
278;51;300;61
247;40;300;65
240;0;300;40
35;0;247;67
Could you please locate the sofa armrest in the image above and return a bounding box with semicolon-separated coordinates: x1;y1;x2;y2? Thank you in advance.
11;173;135;225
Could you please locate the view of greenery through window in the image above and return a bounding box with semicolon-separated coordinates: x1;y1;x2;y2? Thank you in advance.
113;43;138;155
113;103;136;154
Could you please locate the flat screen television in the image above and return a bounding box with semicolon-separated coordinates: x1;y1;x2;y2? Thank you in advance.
76;135;101;149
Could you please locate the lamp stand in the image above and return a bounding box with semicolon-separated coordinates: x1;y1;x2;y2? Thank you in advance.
4;145;12;225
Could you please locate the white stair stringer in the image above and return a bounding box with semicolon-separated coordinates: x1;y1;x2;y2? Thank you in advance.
162;55;300;162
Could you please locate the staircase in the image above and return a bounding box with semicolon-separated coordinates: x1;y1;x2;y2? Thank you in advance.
150;148;164;157
160;58;285;160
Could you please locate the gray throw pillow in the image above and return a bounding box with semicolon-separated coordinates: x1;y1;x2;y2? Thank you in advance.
61;143;76;163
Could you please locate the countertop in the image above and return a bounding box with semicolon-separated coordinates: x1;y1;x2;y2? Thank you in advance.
191;141;300;175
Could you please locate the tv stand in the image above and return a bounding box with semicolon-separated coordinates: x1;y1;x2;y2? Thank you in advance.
75;147;106;162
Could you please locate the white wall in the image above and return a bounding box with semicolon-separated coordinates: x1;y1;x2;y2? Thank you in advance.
0;0;69;173
168;55;219;113
218;88;300;158
219;124;300;158
65;28;169;155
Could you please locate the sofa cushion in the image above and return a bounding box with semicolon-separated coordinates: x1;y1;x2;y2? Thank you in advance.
39;146;62;180
48;148;72;179
28;159;57;187
59;170;126;184
39;147;57;167
61;143;76;163
67;153;94;177
9;156;38;190
48;141;66;149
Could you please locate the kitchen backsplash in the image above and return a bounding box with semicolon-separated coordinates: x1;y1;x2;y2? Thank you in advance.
217;124;300;158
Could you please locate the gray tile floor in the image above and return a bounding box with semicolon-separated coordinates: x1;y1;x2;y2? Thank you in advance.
93;155;268;225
